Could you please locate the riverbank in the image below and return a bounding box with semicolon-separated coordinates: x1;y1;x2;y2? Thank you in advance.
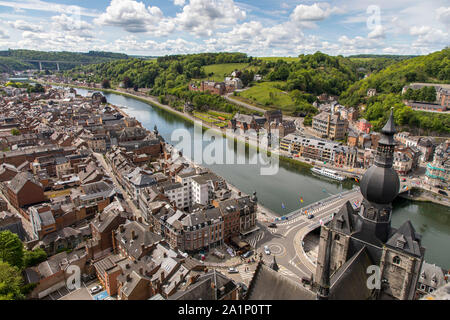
41;81;315;170
399;189;450;207
42;81;449;210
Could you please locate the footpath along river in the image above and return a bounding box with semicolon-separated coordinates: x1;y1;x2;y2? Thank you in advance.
74;87;450;269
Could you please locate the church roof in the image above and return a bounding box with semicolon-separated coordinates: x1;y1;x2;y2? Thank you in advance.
386;220;423;257
382;109;396;135
331;201;355;234
359;165;399;205
330;246;375;300
246;262;314;300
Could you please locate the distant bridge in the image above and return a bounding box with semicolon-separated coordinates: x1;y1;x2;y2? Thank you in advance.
20;60;88;71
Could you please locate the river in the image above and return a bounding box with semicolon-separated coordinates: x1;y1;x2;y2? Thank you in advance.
74;87;450;269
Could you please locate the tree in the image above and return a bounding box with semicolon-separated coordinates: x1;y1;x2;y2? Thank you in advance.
10;128;20;136
101;79;111;89
0;231;24;268
0;261;24;300
123;76;133;89
23;249;47;268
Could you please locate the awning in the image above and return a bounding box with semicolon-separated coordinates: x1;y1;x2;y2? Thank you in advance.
240;226;260;236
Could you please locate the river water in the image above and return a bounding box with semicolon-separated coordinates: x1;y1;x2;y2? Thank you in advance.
74;88;450;269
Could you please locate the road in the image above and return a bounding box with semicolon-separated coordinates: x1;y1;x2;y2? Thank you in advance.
250;188;363;283
93;153;145;220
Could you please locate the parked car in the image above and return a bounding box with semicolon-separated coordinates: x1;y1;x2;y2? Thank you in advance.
307;214;314;219
90;285;102;294
228;267;239;274
264;246;271;255
268;223;277;228
438;190;448;196
242;250;254;258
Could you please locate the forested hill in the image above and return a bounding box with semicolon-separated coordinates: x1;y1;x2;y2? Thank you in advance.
340;48;450;107
62;49;449;135
65;52;251;92
340;48;450;135
0;49;130;72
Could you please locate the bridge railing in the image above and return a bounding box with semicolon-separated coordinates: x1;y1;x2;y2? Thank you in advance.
278;187;360;221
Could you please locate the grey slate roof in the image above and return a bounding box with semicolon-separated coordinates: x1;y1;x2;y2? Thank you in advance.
385;220;423;257
115;220;163;260
246;262;314;300
329;246;374;300
8;171;42;193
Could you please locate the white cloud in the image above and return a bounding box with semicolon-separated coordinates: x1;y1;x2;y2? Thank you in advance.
436;7;450;25
8;20;43;32
368;25;385;39
52;14;93;32
0;0;98;17
0;30;9;39
174;0;246;37
95;0;163;33
290;3;337;22
410;26;449;48
409;26;432;36
173;0;186;6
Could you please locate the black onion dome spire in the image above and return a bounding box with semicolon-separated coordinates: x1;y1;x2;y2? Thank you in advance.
360;108;400;205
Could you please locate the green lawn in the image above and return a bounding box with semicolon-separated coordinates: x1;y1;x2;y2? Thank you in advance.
237;81;298;114
202;63;251;81
193;111;229;127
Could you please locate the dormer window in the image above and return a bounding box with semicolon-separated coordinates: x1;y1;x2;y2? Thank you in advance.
396;235;406;249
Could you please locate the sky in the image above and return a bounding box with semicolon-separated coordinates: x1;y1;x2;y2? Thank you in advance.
0;0;449;57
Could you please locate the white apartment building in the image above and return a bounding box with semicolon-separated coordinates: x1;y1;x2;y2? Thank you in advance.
161;182;190;210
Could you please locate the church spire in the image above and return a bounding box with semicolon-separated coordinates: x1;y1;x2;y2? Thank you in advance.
270;256;279;272
375;108;396;168
317;227;332;300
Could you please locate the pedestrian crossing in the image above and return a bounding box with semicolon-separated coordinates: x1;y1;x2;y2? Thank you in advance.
247;231;264;248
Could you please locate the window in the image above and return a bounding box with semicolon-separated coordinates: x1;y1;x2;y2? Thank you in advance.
393;256;401;265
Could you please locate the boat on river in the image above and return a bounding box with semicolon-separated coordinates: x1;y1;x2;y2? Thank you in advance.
311;167;345;181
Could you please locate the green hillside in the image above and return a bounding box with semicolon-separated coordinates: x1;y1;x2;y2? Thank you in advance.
340;48;450;135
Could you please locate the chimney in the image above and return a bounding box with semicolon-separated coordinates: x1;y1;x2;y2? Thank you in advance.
131;230;136;239
126;274;131;282
137;217;142;223
160;271;165;282
141;243;145;252
139;267;144;275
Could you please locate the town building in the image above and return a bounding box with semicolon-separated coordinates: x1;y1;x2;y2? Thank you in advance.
416;262;448;298
312;112;348;140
